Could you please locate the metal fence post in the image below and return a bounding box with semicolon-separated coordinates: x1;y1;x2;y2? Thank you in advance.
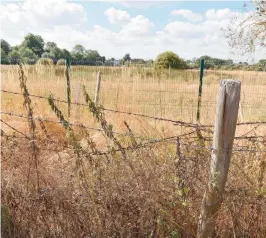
65;57;71;117
197;79;241;238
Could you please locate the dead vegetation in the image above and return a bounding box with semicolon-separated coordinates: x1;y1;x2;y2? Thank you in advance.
1;64;266;237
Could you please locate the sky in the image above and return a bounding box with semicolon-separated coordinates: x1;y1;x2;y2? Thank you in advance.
0;0;264;62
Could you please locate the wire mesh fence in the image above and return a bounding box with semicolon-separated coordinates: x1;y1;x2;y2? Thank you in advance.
1;61;266;237
2;61;266;124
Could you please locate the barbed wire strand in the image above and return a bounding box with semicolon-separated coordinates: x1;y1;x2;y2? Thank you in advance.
2;89;266;127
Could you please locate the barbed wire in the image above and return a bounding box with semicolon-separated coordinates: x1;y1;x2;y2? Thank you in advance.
0;111;135;137
0;119;30;139
1;90;212;128
178;142;266;153
2;113;265;154
2;126;266;156
1;111;204;144
1;119;199;156
2;90;266;128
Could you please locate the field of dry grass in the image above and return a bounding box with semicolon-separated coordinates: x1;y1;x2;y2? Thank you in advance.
1;64;266;237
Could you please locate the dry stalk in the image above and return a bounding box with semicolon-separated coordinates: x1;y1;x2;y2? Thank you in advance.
18;62;40;191
82;85;126;159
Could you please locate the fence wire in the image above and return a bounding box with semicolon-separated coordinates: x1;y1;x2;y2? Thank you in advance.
1;63;266;238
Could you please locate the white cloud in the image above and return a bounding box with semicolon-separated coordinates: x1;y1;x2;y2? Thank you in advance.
121;1;169;9
120;15;154;36
0;3;264;61
205;8;238;21
164;21;203;38
171;9;203;22
104;7;131;24
0;0;87;46
103;8;154;37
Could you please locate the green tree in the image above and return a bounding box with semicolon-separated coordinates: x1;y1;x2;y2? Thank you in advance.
8;49;21;64
61;49;71;59
258;59;266;65
1;49;9;64
123;53;131;62
44;42;57;51
85;49;101;64
155;51;187;69
42;41;65;62
195;56;234;69
21;33;45;57
1;39;11;55
19;46;38;64
71;44;86;64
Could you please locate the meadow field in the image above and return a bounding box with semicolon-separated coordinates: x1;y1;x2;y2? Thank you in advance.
1;64;266;237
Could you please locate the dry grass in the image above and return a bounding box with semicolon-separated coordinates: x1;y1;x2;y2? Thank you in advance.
1;65;266;237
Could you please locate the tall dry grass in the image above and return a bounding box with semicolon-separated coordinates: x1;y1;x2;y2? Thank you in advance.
1;64;266;237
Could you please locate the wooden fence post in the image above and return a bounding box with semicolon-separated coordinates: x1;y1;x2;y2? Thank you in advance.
197;79;241;238
197;59;204;122
94;71;101;106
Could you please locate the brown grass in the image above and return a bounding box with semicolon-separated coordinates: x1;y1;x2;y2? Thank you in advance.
1;65;266;237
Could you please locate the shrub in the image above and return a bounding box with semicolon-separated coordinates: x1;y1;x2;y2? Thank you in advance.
57;59;66;66
154;51;187;69
36;58;53;66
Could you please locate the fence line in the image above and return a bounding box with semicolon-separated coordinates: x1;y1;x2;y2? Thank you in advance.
2;122;266;160
1;110;265;143
2;112;265;154
2;90;266;127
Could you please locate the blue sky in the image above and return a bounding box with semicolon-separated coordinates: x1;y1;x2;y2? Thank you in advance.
84;1;249;30
0;1;263;61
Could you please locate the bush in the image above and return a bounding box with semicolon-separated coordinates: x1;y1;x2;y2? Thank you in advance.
154;51;187;69
57;59;66;66
36;58;53;66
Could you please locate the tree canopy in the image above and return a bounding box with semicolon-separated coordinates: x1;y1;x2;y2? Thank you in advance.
123;53;131;62
21;33;45;58
1;31;265;70
154;51;187;69
1;39;11;55
195;56;233;69
225;1;266;56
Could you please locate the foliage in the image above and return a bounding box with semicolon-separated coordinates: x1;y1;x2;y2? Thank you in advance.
1;49;9;64
195;56;233;69
224;1;266;56
57;59;66;65
8;49;21;64
19;46;38;64
258;59;266;65
123;53;131;62
21;33;45;58
154;51;188;69
1;39;11;55
1;31;266;68
36;58;53;66
42;41;70;62
71;45;103;65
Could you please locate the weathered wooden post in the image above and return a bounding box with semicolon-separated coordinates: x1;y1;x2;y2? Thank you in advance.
197;79;241;238
74;83;81;119
94;71;101;106
197;59;204;122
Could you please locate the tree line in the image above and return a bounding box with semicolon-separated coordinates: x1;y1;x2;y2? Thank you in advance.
1;33;265;71
0;33;152;66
